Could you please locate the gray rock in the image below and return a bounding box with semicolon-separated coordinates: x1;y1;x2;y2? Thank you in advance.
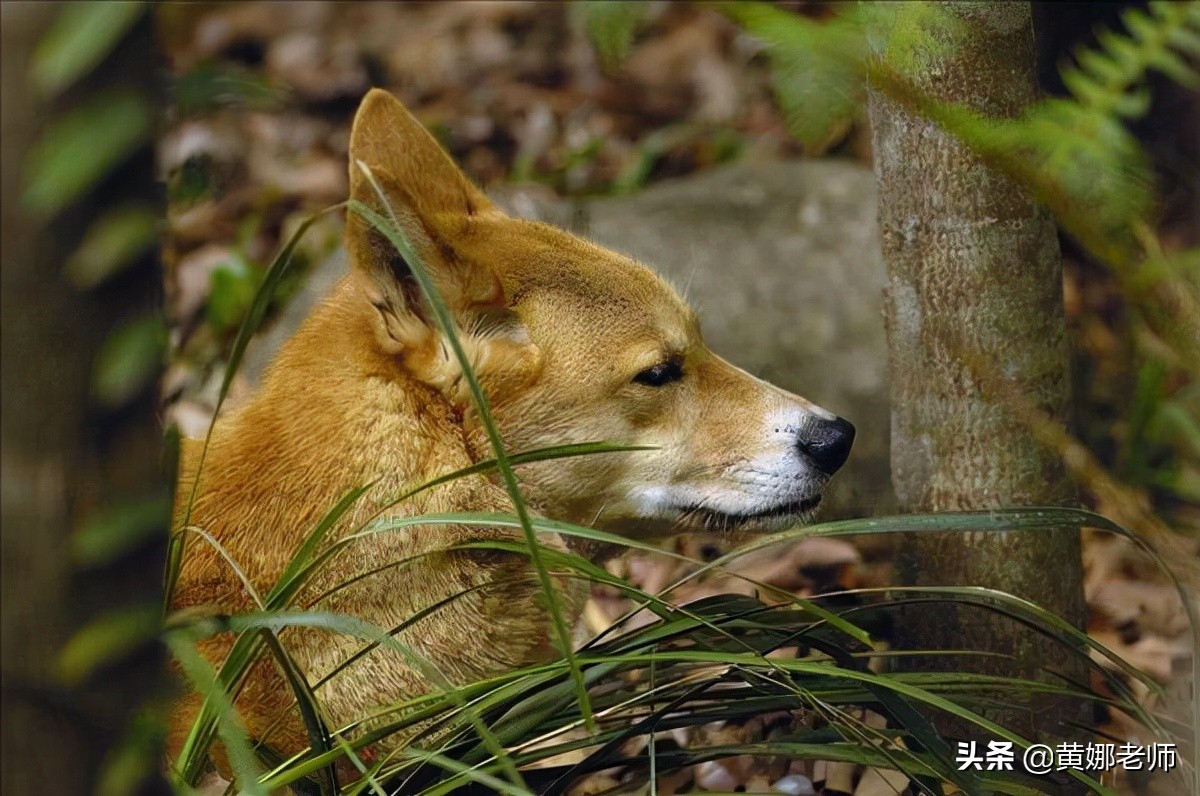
244;159;892;518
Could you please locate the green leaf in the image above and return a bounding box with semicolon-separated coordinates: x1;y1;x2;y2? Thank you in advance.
91;314;165;409
57;604;161;686
23;89;153;219
725;3;867;151
214;208;342;417
171;63;284;117
1060;67;1109;110
1167;24;1200;59
95;705;166;796
1147;46;1200;88
876;1;966;68
1074;48;1128;86
1149;400;1200;457
1096;28;1142;72
1112;85;1153;118
166;633;267;795
30;2;145;99
63;204;159;289
72;494;170;568
206;254;259;333
1123;8;1159;46
257;633;338;795
167;152;219;208
579;1;650;70
1184;0;1200;27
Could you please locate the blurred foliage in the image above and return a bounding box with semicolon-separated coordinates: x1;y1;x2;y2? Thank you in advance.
64;203;161;290
167;152;220;209
207;252;262;334
72;494;172;570
95;704;170;796
733;1;1194;248
91;314;168;410
22;0;165;456
29;1;145;99
23;89;154;220
611;122;745;195
171;62;285;118
196;224;322;346
23;74;161;415
576;1;651;71
56;604;162;688
726;2;872;152
21;3;171;793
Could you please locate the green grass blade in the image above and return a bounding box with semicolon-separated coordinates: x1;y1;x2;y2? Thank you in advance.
268;484;373;604
379;441;652;510
349;181;595;732
219;609;529;792
172;626;264;785
176;526;264;609
166;630;267;795
257;632;338;795
175;202;346;537
173;482;372;785
166;203;351;645
395;748;532;796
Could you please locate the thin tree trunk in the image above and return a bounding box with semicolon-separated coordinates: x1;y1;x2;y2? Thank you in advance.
867;0;1090;758
1;6;169;794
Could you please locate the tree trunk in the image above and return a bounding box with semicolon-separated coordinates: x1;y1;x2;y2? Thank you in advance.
1;6;169;794
867;0;1090;756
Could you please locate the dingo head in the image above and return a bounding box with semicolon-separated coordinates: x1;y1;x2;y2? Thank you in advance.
346;89;855;539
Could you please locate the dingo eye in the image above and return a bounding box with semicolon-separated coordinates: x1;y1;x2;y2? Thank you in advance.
633;358;683;387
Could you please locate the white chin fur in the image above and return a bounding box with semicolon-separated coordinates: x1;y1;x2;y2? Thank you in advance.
618;449;830;533
627;482;824;529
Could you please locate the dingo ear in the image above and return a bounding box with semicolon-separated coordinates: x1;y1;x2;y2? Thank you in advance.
345;88;502;353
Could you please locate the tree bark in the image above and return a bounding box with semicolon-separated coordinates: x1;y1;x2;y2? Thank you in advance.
867;0;1090;756
1;6;169;794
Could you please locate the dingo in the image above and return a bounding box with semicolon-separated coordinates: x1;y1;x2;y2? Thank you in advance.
168;88;854;780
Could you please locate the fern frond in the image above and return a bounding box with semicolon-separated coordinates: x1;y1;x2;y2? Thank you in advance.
1062;1;1200;120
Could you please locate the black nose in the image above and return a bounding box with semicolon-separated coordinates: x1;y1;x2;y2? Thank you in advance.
798;416;856;475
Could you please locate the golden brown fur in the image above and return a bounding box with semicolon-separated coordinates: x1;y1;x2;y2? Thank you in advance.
168;89;854;779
